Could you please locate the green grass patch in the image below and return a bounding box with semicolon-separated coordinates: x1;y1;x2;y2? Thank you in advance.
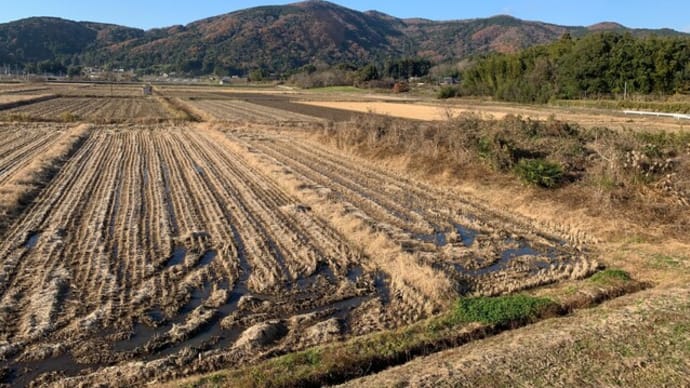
450;294;556;326
588;269;631;285
514;158;564;188
650;254;684;269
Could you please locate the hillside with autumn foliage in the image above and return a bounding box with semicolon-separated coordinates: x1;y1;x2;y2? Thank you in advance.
0;0;686;76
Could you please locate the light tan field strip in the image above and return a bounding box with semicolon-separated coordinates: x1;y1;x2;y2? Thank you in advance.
299;100;690;131
297;101;523;121
0;94;54;106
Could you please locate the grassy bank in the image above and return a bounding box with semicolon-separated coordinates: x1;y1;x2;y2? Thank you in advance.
173;271;643;388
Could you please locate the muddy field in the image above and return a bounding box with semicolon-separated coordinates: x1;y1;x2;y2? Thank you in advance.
182;98;322;123
0;86;605;386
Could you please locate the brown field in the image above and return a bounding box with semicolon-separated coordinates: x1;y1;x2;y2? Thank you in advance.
0;83;687;387
48;83;147;98
182;99;322;122
1;97;175;122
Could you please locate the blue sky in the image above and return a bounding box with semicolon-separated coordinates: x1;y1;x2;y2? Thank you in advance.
1;1;688;32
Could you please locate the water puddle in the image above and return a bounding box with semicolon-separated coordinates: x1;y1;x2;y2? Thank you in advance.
296;262;336;289
145;308;166;324
180;282;213;314
163;246;187;268
196;250;216;268
114;225;253;357
410;223;477;248
454;223;477;247
472;243;540;276
113;322;165;353
446;240;548;277
23;231;41;249
374;272;391;305
346;266;364;283
413;230;447;247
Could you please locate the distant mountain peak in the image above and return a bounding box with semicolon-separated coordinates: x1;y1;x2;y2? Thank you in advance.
588;21;626;31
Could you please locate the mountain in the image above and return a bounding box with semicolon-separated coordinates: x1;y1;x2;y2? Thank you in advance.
0;0;686;74
0;17;143;65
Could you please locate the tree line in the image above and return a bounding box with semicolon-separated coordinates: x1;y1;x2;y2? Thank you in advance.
462;32;690;102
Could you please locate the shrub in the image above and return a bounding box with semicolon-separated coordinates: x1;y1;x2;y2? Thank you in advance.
451;294;556;326
59;112;80;122
392;82;410;93
438;85;461;99
515;158;563;188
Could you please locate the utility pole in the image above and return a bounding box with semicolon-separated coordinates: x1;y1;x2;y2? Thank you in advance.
624;81;628;101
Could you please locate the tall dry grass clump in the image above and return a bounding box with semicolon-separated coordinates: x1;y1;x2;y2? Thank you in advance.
318;114;690;239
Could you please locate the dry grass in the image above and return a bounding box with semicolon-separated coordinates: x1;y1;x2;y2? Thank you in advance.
321;114;690;241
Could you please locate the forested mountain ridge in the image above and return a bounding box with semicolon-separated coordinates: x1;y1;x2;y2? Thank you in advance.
0;0;686;75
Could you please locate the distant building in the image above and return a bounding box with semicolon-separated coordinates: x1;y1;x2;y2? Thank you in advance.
441;77;458;85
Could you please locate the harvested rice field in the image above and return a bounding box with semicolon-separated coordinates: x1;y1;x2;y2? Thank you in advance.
0;97;175;122
0;84;665;387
